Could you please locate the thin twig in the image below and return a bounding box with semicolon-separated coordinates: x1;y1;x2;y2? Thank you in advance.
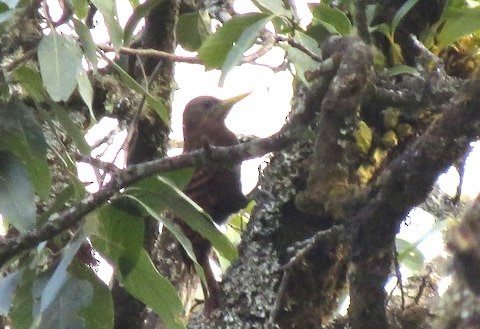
99;44;202;64
282;225;345;270
268;269;290;327
410;35;444;71
453;148;471;204
3;49;37;72
243;33;276;63
414;268;432;305
40;0;55;30
101;39;278;68
275;35;322;62
89;126;122;149
122;60;163;163
0;126;297;268
304;56;339;81
393;245;405;310
76;156;119;173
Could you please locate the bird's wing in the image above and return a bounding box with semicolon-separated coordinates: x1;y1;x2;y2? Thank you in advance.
183;166;246;223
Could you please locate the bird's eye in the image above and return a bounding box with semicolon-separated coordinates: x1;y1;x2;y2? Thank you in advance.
202;100;214;110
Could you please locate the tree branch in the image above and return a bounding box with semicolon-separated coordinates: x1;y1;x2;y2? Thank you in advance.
99;44;202;64
447;192;480;294
3;49;37;72
355;0;372;44
0;128;296;268
348;77;480;329
276;35;323;62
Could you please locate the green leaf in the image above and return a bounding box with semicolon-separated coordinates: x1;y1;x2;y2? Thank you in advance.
0;9;18;25
128;0;139;9
67;0;88;18
252;0;289;16
229;200;254;231
123;194;207;286
177;11;211;52
10;268;36;329
396;238;425;273
72;262;114;329
0;152;35;233
3;0;19;8
391;0;419;36
123;249;186;329
310;3;352;36
89;202;185;329
365;4;379;27
90;0;123;49
384;65;420;77
51;103;91;156
125;169;194;207
34;273;94;329
251;0;291;33
124;0;165;45
76;68;96;123
103;55;170;126
396;219;449;273
198;13;269;69
219;14;273;86
89;200;144;277
286;31;322;85
161;167;194;190
0;269;24;315
74;19;98;69
305;24;332;45
40;231;86;313
369;22;392;39
12;66;45;102
0;100;51;199
129;176;238;261
38;32;83;102
437;7;480;47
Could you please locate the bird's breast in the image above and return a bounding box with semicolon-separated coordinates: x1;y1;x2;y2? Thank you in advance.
183;165;246;223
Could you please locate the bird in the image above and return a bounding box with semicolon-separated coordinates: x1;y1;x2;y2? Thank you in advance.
180;94;249;314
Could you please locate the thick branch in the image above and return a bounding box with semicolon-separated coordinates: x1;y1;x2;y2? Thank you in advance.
0;129;294;268
355;0;372;44
369;73;462;109
296;36;374;215
348;78;480;329
448;193;480;295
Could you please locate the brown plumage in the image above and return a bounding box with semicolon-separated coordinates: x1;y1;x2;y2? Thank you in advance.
181;94;248;314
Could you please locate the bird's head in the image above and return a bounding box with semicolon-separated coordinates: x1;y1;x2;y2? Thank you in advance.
182;93;250;135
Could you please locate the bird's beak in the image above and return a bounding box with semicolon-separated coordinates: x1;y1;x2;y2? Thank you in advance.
217;92;251;118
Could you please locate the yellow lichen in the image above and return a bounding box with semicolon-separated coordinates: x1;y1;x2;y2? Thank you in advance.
325;181;354;219
372;148;388;166
383;107;400;129
354;120;372;154
381;130;398;148
357;164;375;185
396;123;414;140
